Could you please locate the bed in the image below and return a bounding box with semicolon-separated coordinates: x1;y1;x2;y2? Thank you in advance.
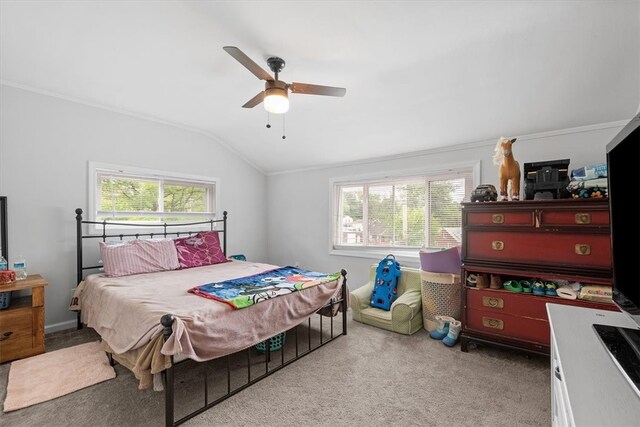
73;209;348;426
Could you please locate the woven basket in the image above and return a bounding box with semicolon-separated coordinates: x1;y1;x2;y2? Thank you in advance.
0;291;11;310
420;271;461;332
255;332;286;352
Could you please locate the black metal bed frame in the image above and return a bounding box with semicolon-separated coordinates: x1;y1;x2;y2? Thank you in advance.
75;208;348;426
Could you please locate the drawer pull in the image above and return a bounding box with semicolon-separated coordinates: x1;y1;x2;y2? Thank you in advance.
482;317;504;330
492;214;504;224
575;213;591;225
575;244;591;256
0;331;13;341
491;241;504;251
482;296;504;309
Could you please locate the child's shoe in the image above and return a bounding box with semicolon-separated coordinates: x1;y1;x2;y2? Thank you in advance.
466;274;478;287
532;280;546;296
442;319;462;347
476;273;489;288
490;274;502;289
429;315;455;340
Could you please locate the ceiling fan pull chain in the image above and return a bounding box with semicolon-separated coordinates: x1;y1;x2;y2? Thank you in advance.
282;115;286;140
266;112;271;129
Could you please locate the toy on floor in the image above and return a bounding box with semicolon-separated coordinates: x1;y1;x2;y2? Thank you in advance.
370;254;401;310
493;137;521;201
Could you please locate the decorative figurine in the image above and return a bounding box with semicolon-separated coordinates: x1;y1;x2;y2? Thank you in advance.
493;137;521;201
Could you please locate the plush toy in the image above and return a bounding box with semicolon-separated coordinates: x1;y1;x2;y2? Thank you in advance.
493;137;521;201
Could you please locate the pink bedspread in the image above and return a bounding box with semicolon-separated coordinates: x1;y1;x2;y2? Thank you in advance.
80;261;342;362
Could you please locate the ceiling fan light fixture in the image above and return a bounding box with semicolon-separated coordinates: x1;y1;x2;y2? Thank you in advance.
264;87;289;114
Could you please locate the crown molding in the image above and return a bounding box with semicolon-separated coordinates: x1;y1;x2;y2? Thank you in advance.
0;80;266;175
1;80;629;178
267;119;629;176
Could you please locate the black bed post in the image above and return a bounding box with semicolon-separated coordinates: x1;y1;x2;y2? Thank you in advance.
161;314;175;427
1;197;8;263
222;211;227;256
75;208;84;330
341;269;348;336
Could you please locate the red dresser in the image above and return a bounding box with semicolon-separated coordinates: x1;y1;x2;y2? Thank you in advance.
460;199;617;355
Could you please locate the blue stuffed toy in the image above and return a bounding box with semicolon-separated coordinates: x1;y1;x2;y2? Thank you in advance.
370;255;401;311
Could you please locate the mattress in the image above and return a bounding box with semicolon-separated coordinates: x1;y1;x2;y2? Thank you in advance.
80;260;343;388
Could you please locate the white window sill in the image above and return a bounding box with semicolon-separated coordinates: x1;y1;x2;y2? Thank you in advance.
329;248;421;268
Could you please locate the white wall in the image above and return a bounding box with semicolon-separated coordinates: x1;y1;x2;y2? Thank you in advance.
266;122;626;289
0;83;629;330
0;85;267;331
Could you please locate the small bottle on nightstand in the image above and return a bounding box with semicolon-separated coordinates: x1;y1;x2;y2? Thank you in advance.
0;253;7;270
13;255;27;280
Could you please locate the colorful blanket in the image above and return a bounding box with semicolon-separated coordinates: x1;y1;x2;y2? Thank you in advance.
188;266;340;309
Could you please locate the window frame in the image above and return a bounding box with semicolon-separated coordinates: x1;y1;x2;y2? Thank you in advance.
329;161;479;261
88;161;220;233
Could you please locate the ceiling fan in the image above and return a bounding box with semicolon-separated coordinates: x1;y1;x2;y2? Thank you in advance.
223;46;346;114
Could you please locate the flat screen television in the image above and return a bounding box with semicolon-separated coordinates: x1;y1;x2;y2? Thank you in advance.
593;112;640;398
608;113;640;319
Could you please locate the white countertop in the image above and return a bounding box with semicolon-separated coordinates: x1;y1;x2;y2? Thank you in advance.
547;303;640;426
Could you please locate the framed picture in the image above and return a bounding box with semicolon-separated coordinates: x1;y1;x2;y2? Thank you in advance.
0;196;7;261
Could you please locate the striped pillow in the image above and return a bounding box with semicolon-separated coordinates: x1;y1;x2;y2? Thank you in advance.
99;239;180;277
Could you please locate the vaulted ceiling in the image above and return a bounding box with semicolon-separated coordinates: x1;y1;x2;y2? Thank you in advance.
1;1;638;174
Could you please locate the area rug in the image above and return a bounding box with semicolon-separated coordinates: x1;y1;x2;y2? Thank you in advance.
3;341;115;412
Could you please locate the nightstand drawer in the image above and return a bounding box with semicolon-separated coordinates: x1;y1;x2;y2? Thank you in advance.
0;275;47;363
0;307;34;362
465;230;611;268
466;308;550;345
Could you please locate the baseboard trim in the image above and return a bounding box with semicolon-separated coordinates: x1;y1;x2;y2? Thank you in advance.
45;319;77;334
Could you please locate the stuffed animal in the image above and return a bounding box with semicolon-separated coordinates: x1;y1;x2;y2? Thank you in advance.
493;137;521;201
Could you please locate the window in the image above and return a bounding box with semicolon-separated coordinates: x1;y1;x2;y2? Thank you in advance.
89;162;218;227
333;167;475;252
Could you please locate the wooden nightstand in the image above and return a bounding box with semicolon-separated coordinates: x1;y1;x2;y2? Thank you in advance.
0;274;47;363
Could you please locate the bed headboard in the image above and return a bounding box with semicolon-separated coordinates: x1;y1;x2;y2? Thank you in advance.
75;208;228;285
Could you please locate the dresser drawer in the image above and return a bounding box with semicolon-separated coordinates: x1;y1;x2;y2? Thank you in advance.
466;288;548;320
540;209;609;227
465;308;550;345
0;307;34;362
466;210;534;227
465;230;612;268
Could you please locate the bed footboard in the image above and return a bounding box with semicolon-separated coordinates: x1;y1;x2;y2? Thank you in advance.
160;269;348;427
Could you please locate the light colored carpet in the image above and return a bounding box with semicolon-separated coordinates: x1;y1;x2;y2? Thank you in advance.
3;341;116;412
0;316;550;426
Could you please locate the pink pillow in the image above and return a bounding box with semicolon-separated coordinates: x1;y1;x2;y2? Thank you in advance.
99;239;180;277
174;231;227;269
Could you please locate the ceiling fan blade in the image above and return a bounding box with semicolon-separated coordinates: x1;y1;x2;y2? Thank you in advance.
223;46;273;81
242;91;265;108
290;82;346;97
